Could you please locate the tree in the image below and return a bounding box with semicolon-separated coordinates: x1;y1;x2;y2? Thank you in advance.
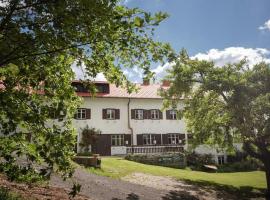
0;0;174;183
162;50;270;199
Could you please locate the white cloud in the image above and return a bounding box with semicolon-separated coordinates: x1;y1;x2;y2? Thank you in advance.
152;47;270;80
192;47;270;67
71;63;107;81
152;62;175;80
259;19;270;31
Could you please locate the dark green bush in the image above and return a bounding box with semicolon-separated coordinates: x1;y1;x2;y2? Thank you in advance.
218;157;263;172
185;152;215;170
0;187;23;200
76;152;93;157
125;154;186;168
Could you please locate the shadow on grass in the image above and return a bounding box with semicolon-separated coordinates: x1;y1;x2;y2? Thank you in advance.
180;179;266;200
112;193;140;200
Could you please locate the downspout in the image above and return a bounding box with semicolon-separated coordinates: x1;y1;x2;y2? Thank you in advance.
127;98;134;154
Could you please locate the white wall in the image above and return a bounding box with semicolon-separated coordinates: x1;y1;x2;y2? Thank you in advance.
73;97;187;148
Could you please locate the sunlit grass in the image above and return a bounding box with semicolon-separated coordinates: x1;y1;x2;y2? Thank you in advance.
88;157;266;189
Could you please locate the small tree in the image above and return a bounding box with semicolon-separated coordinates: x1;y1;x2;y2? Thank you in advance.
162;50;270;199
79;126;100;154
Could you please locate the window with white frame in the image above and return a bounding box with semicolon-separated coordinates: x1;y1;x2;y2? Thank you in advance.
77;108;86;119
150;109;159;119
135;109;144;120
111;135;124;146
168;134;180;145
169;110;177;120
143;134;156;145
106;109;115;119
218;155;225;165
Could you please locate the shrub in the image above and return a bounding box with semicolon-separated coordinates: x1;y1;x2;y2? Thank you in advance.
125;153;186;168
76;152;93;157
186;152;215;170
218;157;263;172
0;187;23;200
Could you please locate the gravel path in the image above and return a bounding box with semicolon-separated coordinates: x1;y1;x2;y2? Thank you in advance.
50;166;260;200
50;167;168;200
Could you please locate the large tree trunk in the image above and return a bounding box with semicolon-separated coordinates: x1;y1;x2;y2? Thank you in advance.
265;163;270;200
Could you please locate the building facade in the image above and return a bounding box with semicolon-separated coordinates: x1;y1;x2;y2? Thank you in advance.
73;80;188;156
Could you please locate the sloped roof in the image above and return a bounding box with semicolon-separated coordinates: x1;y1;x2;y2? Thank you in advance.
77;83;168;99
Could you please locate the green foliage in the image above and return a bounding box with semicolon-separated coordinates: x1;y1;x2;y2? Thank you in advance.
0;187;23;200
89;157;266;190
0;0;173;184
218;159;263;173
185;152;215;170
79;126;100;153
161;49;270;194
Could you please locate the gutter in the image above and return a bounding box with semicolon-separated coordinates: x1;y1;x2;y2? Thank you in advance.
127;98;134;154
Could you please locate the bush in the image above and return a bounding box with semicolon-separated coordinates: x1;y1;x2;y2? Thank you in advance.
218;157;263;172
76;152;93;157
125;153;186;168
185;152;215;171
0;187;23;200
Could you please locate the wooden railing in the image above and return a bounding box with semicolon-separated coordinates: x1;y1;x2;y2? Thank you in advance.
126;145;184;154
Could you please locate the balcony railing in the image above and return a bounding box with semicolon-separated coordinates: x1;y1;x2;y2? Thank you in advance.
126;145;184;154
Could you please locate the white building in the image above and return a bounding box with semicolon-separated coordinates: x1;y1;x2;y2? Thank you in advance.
73;80;187;156
73;80;230;164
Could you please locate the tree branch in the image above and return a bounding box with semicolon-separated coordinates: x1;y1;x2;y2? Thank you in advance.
0;0;19;32
0;42;90;67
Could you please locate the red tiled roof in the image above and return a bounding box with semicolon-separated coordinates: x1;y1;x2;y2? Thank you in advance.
77;83;168;99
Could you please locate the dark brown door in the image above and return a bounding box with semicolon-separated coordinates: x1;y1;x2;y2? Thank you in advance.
95;135;111;156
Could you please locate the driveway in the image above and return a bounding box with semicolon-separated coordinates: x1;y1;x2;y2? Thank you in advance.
49;165;248;200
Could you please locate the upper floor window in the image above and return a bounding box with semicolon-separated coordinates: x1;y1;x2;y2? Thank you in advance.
103;109;120;120
150;109;159;119
111;134;124;146
107;109;115;119
166;110;178;120
169;110;177;120
77;108;86;119
74;108;91;120
135;109;144;120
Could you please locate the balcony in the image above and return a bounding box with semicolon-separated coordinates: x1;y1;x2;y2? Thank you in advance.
126;145;184;154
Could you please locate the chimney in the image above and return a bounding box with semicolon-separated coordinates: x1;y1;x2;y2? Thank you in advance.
162;80;170;87
142;78;150;86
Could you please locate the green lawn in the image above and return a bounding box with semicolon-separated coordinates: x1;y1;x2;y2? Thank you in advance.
88;157;266;190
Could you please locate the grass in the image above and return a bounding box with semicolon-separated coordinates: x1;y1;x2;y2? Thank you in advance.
0;187;23;200
88;157;266;190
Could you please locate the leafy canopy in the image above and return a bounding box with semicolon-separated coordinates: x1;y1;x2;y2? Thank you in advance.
0;0;174;182
162;49;270;196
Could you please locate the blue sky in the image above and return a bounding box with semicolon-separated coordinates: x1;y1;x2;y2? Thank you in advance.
119;0;270;82
125;0;270;54
75;0;270;82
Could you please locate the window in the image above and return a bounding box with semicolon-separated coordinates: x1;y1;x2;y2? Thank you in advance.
218;155;225;165
106;109;116;119
143;134;156;145
169;110;177;120
150;110;159;119
135;109;144;120
111;135;124;146
168;134;180;145
103;109;120;120
77;108;86;119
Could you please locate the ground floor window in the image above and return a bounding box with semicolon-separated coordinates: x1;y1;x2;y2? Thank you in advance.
143;134;157;145
218;155;225;165
168;133;180;145
111;135;124;146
